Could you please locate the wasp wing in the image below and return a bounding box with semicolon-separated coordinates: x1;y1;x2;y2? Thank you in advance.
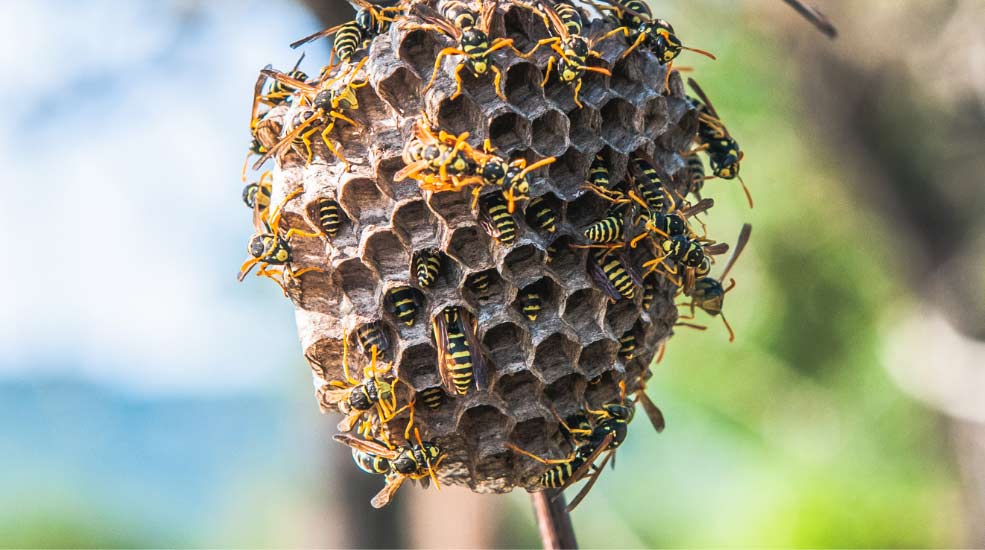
718;223;752;281
410;3;463;40
251;108;322;171
465;311;489;391
333;433;398;458
432;311;457;395
636;391;666;433
290;21;357;50
371;474;406;508
565;448;613;512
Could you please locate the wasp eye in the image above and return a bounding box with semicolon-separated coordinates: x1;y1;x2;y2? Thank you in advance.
248;235;267;258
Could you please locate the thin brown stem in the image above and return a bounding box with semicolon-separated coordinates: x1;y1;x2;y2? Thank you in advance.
531;490;578;549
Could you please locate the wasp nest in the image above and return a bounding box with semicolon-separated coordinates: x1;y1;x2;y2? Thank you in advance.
240;0;744;502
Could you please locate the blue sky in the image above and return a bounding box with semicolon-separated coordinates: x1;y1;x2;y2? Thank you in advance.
0;0;338;395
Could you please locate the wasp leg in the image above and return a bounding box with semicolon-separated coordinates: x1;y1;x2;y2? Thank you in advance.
425;47;468;93
505;443;577;465
520;36;561;58
490;65;507;101
541;56;555;87
449;62;467;100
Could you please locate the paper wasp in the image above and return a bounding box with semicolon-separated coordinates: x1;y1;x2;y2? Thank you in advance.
409;0;523;100
433;306;487;396
290;0;404;73
517;0;612;108
242;170;272;215
679;223;751;342
312;331;404;435
334;431;444;508
251;58;370;171
687;78;753;208
237;187;323;295
593;0;716;66
525;195;558;233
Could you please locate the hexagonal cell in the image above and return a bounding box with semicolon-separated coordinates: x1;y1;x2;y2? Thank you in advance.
458;404;510;458
463;269;505;304
446;225;494;270
583;369;623;410
523;192;562;235
543;78;578;113
578;338;619;381
642;96;669;139
398;29;440;79
509;417;556;468
567;106;602;152
427;189;473;227
353;84;389;123
600;98;643;153
562;287;605;334
530;109;569;157
544;373;586;420
543;235;583;280
377;66;424;117
339;177;391;226
495;371;541;408
482;322;529;371
577;65;611;108
604;298;642;336
504;62;545;115
502;3;550;54
513;277;560;323
304;336;345;382
437;95;483;138
532;333;580;384
392;199;439;248
609;55;650;103
397;341;440;390
364;229;409;280
349;319;397;366
488;111;531;153
547;147;593;199
334;257;377;311
564;188;610;230
375;155;422;202
501;244;544;282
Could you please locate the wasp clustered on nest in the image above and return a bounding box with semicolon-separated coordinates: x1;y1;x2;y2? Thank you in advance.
238;0;752;509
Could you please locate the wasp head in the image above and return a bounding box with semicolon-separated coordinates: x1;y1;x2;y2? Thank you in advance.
504;163;531;195
481;158;507;187
248;234;273;259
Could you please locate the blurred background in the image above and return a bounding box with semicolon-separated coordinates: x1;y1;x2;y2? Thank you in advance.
2;0;983;547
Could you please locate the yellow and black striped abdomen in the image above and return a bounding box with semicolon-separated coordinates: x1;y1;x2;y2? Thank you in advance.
352;448;390;475
356;323;388;357
440;1;477;29
519;291;543;321
583;215;623;243
442;310;475;395
418;386;445;409
414;250;442;288
527;197;558;233
555;2;583;36
333;23;364;63
386;286;418;326
618;332;637;361
599;254;636;299
587;154;610;188
315;198;344;237
480;193;517;244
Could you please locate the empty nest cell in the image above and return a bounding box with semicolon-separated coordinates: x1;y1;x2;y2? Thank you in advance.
376;66;424;117
543;235;583;280
426;189;473;227
567;106;602;152
392;199;440;248
544;373;587;421
501;244;544;282
604;297;642;336
363;229;410;280
494;371;542;412
547;147;593;199
482;322;530;373
334;258;378;312
530;109;569;157
457;404;510;461
396;341;440;390
562;287;605;335
642;96;670;139
437;95;484;138
578;338;619;382
488;111;532;152
600;98;644;153
339;177;391;226
504;62;546;115
532;332;580;384
447;225;494;269
397;29;440;80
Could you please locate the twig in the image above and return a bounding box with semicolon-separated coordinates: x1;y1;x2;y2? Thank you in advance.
531;490;578;549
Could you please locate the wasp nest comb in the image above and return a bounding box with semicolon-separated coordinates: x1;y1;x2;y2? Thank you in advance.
240;0;749;507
